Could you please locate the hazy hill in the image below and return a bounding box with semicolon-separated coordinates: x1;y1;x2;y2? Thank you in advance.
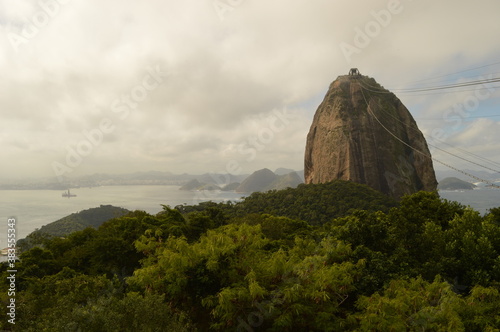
236;168;277;193
235;168;304;193
264;171;303;191
274;168;296;175
18;205;130;251
179;179;204;190
221;182;240;191
435;169;499;182
438;177;476;190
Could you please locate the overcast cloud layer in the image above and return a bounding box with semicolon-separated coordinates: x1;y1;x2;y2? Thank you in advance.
1;0;499;180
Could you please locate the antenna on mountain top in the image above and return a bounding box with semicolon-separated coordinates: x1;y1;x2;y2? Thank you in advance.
349;68;360;76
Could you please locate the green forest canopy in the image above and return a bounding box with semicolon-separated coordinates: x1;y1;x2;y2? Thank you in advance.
2;181;500;331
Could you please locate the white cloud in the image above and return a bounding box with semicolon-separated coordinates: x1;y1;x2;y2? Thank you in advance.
1;0;500;178
452;119;500;146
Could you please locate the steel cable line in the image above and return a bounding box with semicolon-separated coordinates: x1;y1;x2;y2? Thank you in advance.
359;77;500;94
399;60;500;85
357;87;500;173
417;114;500;120
356;80;500;97
356;60;500;96
391;84;500;96
407;70;500;87
390;116;500;173
356;80;500;170
355;80;500;188
436;143;500;170
391;77;500;93
363;61;500;89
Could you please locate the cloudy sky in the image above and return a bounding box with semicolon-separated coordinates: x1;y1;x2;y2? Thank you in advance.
1;0;499;180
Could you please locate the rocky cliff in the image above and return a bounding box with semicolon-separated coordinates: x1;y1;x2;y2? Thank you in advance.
304;74;437;199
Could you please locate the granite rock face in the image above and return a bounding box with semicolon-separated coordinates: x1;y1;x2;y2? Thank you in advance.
304;75;437;199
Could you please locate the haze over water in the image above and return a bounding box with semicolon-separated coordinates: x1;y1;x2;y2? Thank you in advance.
0;186;245;242
1;185;499;246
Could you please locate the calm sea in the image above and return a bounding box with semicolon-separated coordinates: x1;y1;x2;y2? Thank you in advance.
438;189;500;215
1;186;499;244
0;185;245;242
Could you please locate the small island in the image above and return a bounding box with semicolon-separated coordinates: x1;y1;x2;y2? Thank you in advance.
438;177;477;190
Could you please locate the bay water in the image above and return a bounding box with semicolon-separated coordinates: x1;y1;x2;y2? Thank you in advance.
1;186;499;246
0;186;245;243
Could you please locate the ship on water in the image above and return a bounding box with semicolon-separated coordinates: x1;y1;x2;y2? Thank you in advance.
62;189;77;198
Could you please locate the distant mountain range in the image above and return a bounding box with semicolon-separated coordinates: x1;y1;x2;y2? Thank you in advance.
5;168;497;191
178;168;304;193
235;168;303;193
1;169;305;190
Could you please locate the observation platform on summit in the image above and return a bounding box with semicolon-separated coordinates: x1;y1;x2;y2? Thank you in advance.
349;68;361;76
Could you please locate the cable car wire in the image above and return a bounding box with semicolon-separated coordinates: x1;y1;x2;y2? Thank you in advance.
355;80;500;188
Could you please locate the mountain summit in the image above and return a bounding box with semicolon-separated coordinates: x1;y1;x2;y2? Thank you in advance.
304;72;437;199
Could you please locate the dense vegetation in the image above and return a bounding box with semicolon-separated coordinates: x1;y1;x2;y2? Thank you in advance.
2;181;500;331
178;180;398;226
